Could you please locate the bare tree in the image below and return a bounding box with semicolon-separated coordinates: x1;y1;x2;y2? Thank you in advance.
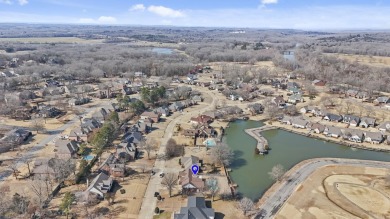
165;138;183;159
30;180;49;207
263;97;280;121
30;118;45;134
161;173;177;197
142;138;158;160
210;142;234;167
285;105;298;116
9;163;20;180
268;164;286;182
206;177;219;202
25;159;33;177
343;100;355;115
238;197;254;216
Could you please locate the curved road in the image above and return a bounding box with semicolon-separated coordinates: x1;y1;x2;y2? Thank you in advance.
138;90;217;219
253;158;390;219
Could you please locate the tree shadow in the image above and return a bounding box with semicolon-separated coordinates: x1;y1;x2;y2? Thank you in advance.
215;212;225;219
230;158;247;168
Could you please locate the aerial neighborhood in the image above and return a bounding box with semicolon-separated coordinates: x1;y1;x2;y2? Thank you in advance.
0;23;389;219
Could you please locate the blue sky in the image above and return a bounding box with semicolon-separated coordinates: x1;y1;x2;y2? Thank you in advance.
0;0;389;29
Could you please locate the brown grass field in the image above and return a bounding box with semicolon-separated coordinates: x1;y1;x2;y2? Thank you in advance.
326;53;390;67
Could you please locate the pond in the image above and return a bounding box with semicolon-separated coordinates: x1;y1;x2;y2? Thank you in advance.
225;120;390;200
151;47;174;55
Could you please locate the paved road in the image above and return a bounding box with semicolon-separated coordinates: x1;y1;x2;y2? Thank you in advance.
253;158;390;219
138;90;217;219
0;101;112;181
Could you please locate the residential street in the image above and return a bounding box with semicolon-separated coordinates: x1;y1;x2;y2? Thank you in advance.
253;158;390;219
138;90;217;219
0;101;112;181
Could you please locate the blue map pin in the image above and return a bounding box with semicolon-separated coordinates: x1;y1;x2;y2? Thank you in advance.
191;164;199;175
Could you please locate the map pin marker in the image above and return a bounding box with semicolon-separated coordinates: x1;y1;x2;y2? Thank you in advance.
191;164;199;175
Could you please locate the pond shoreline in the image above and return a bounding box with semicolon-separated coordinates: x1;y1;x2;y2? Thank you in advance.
255;121;390;153
225;119;390;200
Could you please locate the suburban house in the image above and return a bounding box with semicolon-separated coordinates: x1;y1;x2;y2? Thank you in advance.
324;113;343;122
247;103;264;115
287;87;302;95
98;153;125;177
116;142;137;161
360;117;376;128
342;129;364;143
130;121;151;134
346;89;358;97
68;127;88;142
92;108;109;122
291;118;308;129
342;115;361;127
313;108;327;117
140;111;160;123
81;118;101;132
190;115;213;125
0;128;32;145
308;123;326;134
32;158;55;180
191;95;203;103
179;169;205;195
122;131;143;144
288;94;304;104
174;196;214;219
154;107;170;117
183;129;198;138
181;155;201;170
356;91;370;100
55;140;79;159
300;106;318;114
281;116;293;125
324;126;342;138
272;96;286;108
69;97;91;106
169;102;185;112
374;96;390;105
202;111;223;120
312;79;326;86
378;121;390;132
86;172;113;198
364;132;384;144
36;105;62;118
287;82;300;89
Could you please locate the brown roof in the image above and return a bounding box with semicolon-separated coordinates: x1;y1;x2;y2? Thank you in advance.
190;115;213;124
183;129;197;137
141;111;160;118
179;169;204;190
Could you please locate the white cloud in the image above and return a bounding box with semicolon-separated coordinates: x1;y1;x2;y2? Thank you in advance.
129;4;145;11
147;5;185;18
78;16;117;24
18;0;28;5
261;0;278;4
0;0;28;5
97;16;117;23
0;0;12;4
